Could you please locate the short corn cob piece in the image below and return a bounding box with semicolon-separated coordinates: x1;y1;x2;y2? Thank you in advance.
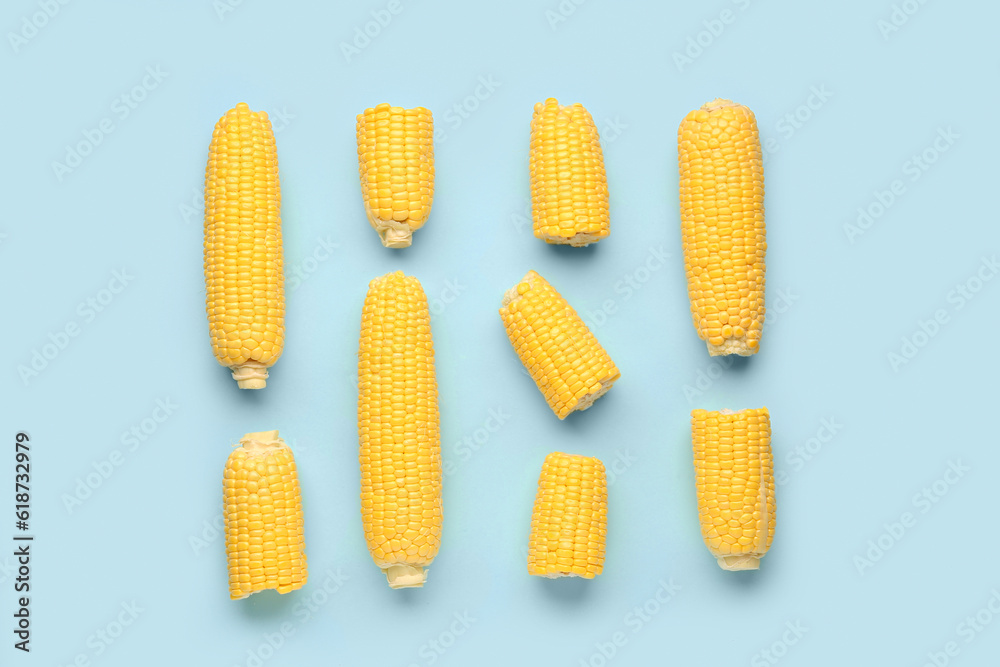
691;408;774;571
223;430;307;599
530;98;610;246
356;104;435;248
204;102;284;389
528;452;607;578
358;271;442;588
500;271;620;419
678;98;766;356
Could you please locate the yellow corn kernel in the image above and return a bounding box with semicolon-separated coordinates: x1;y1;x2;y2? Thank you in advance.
223;430;307;599
528;452;607;578
530;98;610;246
358;271;442;588
499;271;620;419
678;98;765;356
691;407;774;571
356;103;435;248
204;102;284;389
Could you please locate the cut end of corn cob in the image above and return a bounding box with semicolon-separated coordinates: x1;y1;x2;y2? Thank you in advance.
500;271;620;419
385;564;428;589
691;407;774;571
529;98;610;247
231;360;269;389
204;102;285;387
358;271;442;588
678;98;765;357
528;452;607;578
224;430;307;599
356;104;435;249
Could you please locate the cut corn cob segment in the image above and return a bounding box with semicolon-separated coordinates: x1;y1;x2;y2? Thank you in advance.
528;452;607;578
678;98;766;356
204;102;284;389
223;430;307;599
691;407;774;571
356;103;435;248
530;98;610;246
358;271;442;588
499;271;620;419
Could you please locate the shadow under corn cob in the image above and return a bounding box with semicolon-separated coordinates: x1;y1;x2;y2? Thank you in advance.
204;103;284;389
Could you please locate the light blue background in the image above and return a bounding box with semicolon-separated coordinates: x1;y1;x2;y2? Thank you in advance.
3;1;999;665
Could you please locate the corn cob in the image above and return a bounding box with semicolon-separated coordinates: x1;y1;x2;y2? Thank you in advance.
204;102;284;389
358;271;442;588
530;98;610;246
223;430;307;599
678;98;766;356
528;452;607;578
499;271;620;419
356;103;435;248
691;408;774;571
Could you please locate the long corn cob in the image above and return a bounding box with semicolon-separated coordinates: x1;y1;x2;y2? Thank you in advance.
204;103;284;389
530;98;610;246
356;103;435;248
691;408;774;571
528;452;607;578
499;271;620;419
223;430;307;599
358;271;442;588
678;99;765;356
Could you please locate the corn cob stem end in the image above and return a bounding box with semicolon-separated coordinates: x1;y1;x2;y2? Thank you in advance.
231;361;269;389
368;213;413;248
384;564;427;589
239;430;281;452
717;555;761;571
538;231;608;247
707;338;758;357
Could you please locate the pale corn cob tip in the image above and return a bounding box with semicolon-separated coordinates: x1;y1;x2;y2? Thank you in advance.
223;430;307;599
528;452;607;578
529;98;610;247
358;271;442;588
356;104;435;249
204;102;285;389
678;98;765;357
500;271;620;419
691;407;774;571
